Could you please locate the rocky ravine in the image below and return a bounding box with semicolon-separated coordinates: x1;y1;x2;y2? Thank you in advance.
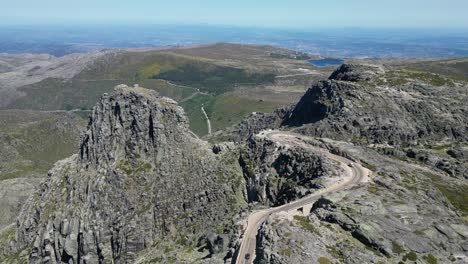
2;85;249;263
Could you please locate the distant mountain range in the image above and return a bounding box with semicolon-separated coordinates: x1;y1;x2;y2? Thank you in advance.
1;25;468;58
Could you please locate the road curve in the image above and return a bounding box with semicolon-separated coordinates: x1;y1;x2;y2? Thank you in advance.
235;130;370;264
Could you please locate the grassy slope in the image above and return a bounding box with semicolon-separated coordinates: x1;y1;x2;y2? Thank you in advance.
0;111;86;181
404;58;468;81
8;79;197;111
180;93;214;136
205;93;279;132
180;93;281;136
6;46;290;136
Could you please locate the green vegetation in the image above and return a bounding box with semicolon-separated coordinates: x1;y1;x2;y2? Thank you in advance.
10;78;195;111
176;236;189;247
403;251;418;261
414;229;426;235
77;51;275;95
0;227;30;264
10;78;122;110
10;76;280;136
367;184;383;194
318;256;332;264
205;94;279;132
293;215;321;236
406;59;468;81
270;52;311;60
77;51;275;94
140;79;198;100
392;241;405;254
373;70;456;87
362;162;377;171
423;254;438;264
164;246;173;253
425;172;468;215
0;111;85;181
77;52;193;80
135;163;153;173
116;160;134;175
326;245;344;262
6;49;284;136
179;93;213;135
279;247;293;257
180;92;280;136
153;64;275;95
365;244;383;257
215;224;226;234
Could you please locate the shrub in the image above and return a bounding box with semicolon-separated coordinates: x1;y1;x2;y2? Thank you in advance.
318;257;331;264
403;251;417;261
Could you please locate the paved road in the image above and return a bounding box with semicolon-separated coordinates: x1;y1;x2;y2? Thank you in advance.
235;130;370;264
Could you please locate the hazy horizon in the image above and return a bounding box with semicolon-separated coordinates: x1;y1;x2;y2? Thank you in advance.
2;1;468;58
2;0;468;29
1;24;468;58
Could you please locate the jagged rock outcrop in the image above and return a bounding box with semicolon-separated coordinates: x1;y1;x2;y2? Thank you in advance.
447;146;468;162
5;85;247;263
239;134;344;206
217;107;291;143
282;64;467;146
328;64;384;82
254;139;468;264
405;148;467;179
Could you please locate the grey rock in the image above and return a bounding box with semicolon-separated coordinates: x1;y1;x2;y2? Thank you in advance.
328;64;385;82
447;146;468;162
239;134;344;206
5;85;247;263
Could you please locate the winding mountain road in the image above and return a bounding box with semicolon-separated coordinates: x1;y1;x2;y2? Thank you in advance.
235;130;371;264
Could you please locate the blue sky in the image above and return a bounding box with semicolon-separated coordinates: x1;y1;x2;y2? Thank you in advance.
1;0;468;28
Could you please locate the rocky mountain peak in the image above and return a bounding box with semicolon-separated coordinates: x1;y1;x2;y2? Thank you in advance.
281;63;466;148
282;80;353;127
6;84;247;263
79;84;189;168
329;63;385;82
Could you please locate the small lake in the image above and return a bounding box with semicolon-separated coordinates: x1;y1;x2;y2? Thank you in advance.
308;58;344;67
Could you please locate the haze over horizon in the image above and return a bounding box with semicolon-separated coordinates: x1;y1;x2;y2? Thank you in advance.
2;0;468;29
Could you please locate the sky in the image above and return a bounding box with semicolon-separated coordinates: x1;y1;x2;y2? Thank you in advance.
1;0;468;29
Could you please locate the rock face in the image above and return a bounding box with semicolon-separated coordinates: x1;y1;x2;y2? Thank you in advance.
5;85;247;263
218;107;291;143
254;139;468;264
239;134;343;206
405;148;467;179
328;64;384;82
447;146;468;162
283;64;467;146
